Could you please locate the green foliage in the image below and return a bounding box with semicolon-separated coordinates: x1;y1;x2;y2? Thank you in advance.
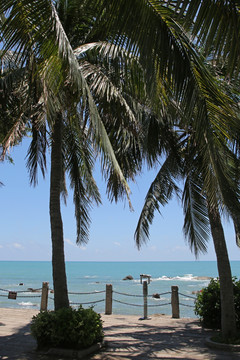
195;278;240;329
31;306;104;350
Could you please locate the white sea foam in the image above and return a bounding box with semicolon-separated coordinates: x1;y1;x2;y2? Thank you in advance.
151;296;168;301
18;302;37;307
180;297;195;301
151;274;211;282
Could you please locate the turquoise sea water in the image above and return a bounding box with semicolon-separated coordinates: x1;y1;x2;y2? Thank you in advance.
0;261;240;318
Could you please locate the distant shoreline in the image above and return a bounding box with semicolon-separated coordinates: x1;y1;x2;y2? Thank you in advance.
0;259;239;262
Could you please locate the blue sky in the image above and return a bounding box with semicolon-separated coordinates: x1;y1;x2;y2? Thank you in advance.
0;137;239;262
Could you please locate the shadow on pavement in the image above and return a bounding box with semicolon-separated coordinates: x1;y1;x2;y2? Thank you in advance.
90;321;240;360
1;317;240;360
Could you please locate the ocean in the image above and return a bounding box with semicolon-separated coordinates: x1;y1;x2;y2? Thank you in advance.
0;261;240;318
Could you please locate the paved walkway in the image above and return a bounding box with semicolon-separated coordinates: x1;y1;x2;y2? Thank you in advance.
0;308;240;359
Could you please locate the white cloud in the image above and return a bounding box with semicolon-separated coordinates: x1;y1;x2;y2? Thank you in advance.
65;239;86;250
0;245;3;249
114;242;121;247
65;238;76;247
13;242;24;249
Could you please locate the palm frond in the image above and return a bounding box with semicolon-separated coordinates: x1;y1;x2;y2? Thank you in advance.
92;0;196;105
79;60;138;134
205;143;240;248
0;117;26;160
135;153;181;248
163;0;240;77
76;42;149;203
182;173;210;257
26;121;47;186
63;118;101;244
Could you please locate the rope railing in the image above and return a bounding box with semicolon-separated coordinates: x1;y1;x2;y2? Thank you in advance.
179;292;197;300
0;282;197;318
48;297;105;306
68;290;105;295
179;302;195;308
178;292;197;309
67;288;106;307
71;299;105;305
113;290;143;297
148;302;172;307
149;291;171;297
15;295;42;298
112;289;172;309
113;290;171;298
0;288;42;299
113;299;144;307
0;287;42;293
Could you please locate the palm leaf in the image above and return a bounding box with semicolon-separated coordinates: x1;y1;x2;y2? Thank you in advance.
182;172;210;257
26;120;47;186
135;152;181;248
164;0;240;76
63;118;101;244
1;1;132;203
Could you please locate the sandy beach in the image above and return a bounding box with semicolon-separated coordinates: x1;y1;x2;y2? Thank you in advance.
0;308;239;359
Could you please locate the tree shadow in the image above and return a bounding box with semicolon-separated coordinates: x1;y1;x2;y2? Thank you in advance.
0;322;51;360
93;320;240;360
1;318;240;360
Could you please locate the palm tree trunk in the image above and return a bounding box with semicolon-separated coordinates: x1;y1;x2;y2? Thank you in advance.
50;114;69;310
207;203;236;338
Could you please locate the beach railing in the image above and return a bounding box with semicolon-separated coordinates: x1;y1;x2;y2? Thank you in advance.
111;282;173;318
0;282;196;318
0;286;42;303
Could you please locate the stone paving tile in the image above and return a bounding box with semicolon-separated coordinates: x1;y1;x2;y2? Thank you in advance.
0;309;240;360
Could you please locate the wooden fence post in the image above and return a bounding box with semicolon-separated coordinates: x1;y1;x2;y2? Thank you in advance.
143;280;148;319
171;285;180;318
105;284;112;315
40;282;49;311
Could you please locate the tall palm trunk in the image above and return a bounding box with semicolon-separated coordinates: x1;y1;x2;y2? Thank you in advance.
208;202;236;338
50;114;69;310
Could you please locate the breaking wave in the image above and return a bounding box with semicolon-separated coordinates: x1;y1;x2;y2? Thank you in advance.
151;274;212;282
18;301;38;307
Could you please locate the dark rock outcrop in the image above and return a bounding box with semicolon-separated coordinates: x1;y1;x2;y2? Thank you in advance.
123;275;133;280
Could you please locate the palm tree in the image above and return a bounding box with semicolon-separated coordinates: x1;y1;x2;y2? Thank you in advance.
134;55;240;337
1;0;144;310
135;124;240;338
89;0;240;338
1;2;240;328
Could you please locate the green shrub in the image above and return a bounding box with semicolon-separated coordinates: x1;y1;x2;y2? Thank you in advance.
195;277;240;329
31;306;104;350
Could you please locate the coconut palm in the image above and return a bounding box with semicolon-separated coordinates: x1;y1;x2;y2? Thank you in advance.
1;0;146;310
135;121;240;338
1;1;240;329
134;58;240;339
89;0;240;337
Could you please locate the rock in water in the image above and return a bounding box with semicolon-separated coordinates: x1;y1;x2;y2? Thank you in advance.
123;275;133;280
